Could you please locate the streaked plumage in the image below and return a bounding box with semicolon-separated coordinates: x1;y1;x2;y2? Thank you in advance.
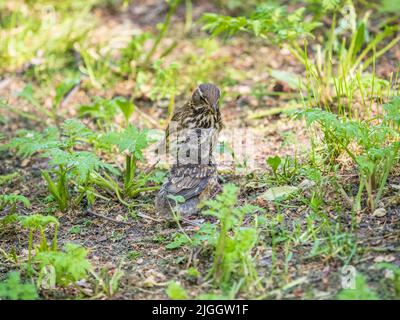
156;84;223;217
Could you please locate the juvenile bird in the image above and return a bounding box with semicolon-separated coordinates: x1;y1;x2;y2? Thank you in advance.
155;83;223;217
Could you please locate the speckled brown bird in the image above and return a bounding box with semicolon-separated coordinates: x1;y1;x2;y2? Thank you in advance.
156;83;223;217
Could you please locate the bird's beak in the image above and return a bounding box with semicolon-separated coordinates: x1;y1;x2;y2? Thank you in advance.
212;102;219;112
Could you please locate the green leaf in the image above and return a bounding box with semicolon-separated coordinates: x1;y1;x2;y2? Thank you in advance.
201;4;320;45
379;0;400;13
5;127;60;158
252;20;261;37
20;214;59;230
0;172;19;186
34;243;92;287
78;97;119;123
101;125;152;160
0;214;20;226
166;281;188;300
61;119;95;143
0;272;38;300
267;155;282;173
353;22;366;58
54;78;80;107
44;149;116;182
262;186;299;201
167;194;185;204
0;194;31;209
166;233;191;250
186;267;200;278
322;0;340;11
337;274;379;300
17;84;36;105
113;97;135;123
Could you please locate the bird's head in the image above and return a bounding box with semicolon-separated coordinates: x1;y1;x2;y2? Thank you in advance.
191;83;221;113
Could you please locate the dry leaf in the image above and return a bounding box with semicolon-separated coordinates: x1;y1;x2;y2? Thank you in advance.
372;208;386;217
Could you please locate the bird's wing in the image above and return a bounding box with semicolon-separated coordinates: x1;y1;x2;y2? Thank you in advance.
165;103;187;139
162;165;216;201
164;104;187;154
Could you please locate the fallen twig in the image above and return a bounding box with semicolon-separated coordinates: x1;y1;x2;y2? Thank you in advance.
180;217;202;227
86;208;131;225
137;211;162;223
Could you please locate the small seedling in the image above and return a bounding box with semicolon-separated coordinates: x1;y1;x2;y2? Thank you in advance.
69;225;82;235
94;125;160;203
19;214;60;265
267;155;281;179
376;263;400;299
337;273;379;300
0;272;38;300
201;184;263;293
91;261;124;298
5;119;115;211
127;251;141;261
166;281;188;300
0;194;30;213
34;243;92;287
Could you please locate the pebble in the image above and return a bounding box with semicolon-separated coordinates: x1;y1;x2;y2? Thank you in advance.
372;208;386;217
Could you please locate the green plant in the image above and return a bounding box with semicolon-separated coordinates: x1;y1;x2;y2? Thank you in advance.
1;212;94;291
166;281;188;300
376;263;400;299
337;273;379;300
202;4;319;45
127;250;141;260
7;69;82;128
52;77;81;121
166;222;218;250
78;97;119;130
301;2;399;110
43;148;115;210
1;213;60;269
265;154;302;185
300;101;400;211
5;119;115;211
201;184;263;293
77;42;120;89
202;1;399;110
16;84;54;121
5;126;61;158
118;32;152;76
150;60;180;121
0;0;95;75
164;184;264;295
142;0;181;67
78;96;135;130
93;125;160;202
267;155;281;179
69;225;82;235
0;172;19;186
0;194;30;213
91;262;124;298
34;243;92;287
0;272;38;300
117;0;181;75
19;214;60;265
186;267;201;279
114;97;135;127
